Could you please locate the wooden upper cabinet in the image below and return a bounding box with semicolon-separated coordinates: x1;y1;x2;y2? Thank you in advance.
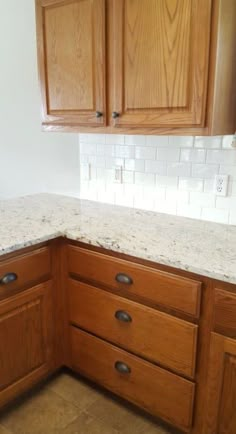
36;0;106;127
111;0;211;129
35;0;236;134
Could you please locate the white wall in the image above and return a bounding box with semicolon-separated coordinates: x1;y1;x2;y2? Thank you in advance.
79;134;236;225
0;0;79;199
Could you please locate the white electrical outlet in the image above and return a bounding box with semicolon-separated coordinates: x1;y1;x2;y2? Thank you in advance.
214;174;229;196
114;166;123;184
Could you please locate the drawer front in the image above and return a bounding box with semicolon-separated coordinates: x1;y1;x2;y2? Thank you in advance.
0;247;51;297
68;245;201;317
70;327;195;432
68;280;198;378
213;288;236;338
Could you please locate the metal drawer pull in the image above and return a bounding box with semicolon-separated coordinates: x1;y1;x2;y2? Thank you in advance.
96;111;103;118
112;111;120;119
115;273;133;285
115;361;131;374
0;272;18;285
115;310;132;323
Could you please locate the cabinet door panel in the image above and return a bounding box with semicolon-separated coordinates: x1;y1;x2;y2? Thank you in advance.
36;0;106;126
204;333;236;434
0;283;54;405
111;0;212;128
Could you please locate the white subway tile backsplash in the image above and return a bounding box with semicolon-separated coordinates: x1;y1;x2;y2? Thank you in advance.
135;172;156;186
115;192;134;207
169;136;194;148
80;154;88;164
135;146;156;160
145;160;167;175
166;189;189;204
96;168;106;182
124;183;144;197
222;136;234;149
229;210;236;225
115;145;135;159
192;163;219;179
104;168;115;183
134;195;155;211
125;159;145;172
190;192;216;207
80;164;90;181
80;142;97;155
230;182;236;196
80;182;98;201
194;136;222;149
179;178;204;192
79;134;236;225
206;150;236;164
155;187;166;199
97;189;115;204
88;155;106;168
106;183;124;195
156;175;178;188
125;135;146;146
96;144;115;157
155;199;177;215
156;148;180;162
167;163;191;177
146;136;169;147
180;149;206;163
106;134;124;145
201;208;229;224
219;165;236;177
105;157;124;169
204;179;215;193
177;204;202;219
123;170;134;184
216;196;236;211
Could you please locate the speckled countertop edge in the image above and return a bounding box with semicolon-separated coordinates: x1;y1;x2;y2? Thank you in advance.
1;193;236;285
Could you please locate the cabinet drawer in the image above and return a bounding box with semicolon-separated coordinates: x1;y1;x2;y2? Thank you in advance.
70;327;195;432
0;247;51;298
68;280;198;378
68;246;201;318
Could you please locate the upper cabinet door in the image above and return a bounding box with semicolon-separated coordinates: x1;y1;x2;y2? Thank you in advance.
36;0;106;127
110;0;212;129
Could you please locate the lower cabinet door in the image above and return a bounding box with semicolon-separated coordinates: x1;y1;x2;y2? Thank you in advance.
204;333;236;434
70;326;195;432
0;282;54;406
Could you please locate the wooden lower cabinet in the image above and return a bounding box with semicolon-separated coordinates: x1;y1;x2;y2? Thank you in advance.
0;282;54;407
203;333;236;434
70;326;195;432
67;245;202;318
2;241;236;434
68;280;198;378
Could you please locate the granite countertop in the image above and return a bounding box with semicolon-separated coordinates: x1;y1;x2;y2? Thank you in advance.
0;193;236;284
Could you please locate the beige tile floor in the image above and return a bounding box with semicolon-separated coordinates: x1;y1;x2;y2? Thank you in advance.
0;370;180;434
